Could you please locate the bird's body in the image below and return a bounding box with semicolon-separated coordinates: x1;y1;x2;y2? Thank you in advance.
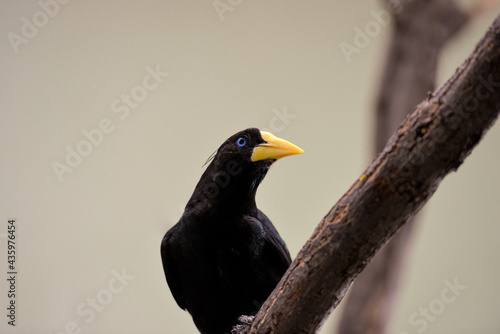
161;128;303;334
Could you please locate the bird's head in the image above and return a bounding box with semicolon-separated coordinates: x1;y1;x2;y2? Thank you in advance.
218;127;303;163
213;128;303;177
189;128;303;209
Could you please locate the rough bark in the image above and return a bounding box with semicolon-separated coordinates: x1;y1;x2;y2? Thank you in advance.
337;1;468;333
233;14;500;334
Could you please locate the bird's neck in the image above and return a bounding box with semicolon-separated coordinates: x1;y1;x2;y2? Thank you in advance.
188;166;261;217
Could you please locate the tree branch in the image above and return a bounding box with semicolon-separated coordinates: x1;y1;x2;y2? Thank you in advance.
234;14;500;334
338;1;468;333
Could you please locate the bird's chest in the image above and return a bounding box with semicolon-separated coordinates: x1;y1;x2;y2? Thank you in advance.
216;219;263;259
209;217;265;277
181;214;266;287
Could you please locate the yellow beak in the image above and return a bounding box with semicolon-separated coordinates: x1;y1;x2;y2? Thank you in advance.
251;131;304;162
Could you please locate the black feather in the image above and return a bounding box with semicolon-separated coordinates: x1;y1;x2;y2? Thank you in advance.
161;128;292;334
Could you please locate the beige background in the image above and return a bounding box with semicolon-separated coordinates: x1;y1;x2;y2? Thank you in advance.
1;1;499;333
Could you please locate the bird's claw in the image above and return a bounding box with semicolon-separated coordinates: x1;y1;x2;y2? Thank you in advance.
231;315;255;334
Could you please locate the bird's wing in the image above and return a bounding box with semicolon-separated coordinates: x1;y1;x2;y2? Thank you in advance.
160;224;187;310
257;210;292;273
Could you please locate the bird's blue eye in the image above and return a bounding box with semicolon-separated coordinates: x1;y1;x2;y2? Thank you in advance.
237;137;246;147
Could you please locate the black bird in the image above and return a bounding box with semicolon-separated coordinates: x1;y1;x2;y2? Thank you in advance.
161;128;303;334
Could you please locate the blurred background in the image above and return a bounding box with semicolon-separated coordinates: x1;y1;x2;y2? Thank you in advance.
1;1;499;333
